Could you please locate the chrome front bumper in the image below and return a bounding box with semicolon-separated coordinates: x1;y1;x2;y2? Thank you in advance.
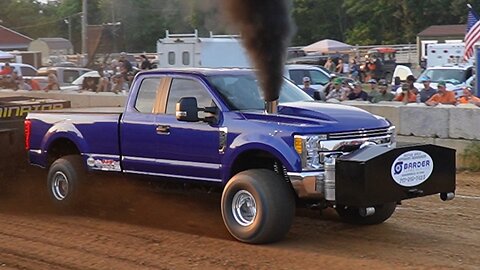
288;171;325;199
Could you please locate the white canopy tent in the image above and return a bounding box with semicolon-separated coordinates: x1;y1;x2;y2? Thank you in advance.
302;39;352;53
0;50;14;60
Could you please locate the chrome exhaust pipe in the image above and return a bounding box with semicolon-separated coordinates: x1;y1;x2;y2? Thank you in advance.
265;100;278;114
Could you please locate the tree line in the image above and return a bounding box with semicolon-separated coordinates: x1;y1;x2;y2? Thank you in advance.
1;0;479;52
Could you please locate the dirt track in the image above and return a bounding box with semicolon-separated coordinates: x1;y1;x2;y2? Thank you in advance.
0;169;478;270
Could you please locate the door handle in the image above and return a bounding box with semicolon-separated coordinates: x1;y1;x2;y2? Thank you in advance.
156;125;170;135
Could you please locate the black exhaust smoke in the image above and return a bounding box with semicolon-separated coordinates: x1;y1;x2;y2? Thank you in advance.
222;0;292;103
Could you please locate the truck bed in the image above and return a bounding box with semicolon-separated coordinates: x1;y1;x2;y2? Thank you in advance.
27;107;124;169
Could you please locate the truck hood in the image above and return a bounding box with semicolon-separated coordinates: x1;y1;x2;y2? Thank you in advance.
241;101;390;132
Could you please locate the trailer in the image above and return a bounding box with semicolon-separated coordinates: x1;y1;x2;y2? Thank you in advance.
426;43;474;68
156;30;251;68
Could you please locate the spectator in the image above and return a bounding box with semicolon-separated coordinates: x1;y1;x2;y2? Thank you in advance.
335;59;344;74
371;79;394;103
325;78;345;101
347;82;369;101
27;78;41;90
406;75;418;94
140;54;152;70
44;73;60;92
16;76;31;91
392;76;401;93
349;58;360;80
323;74;337;96
324;57;335;73
119;52;133;74
81;77;98;92
111;74;129;94
0;63;13;75
367;78;378;96
301;76;316;98
425;81;456;106
2;74;16;90
394;83;417;103
418;77;436;103
457;87;480;105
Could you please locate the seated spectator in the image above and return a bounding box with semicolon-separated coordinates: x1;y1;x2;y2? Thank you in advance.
371;80;394;103
323;74;337;97
325;78;345;101
44;73;60;92
347;82;369;101
367;78;378;95
26;78;41;90
426;81;457;106
394;83;417;103
111;74;129;94
82;77;99;92
3;74;17;90
16;76;31;91
0;63;13;75
418;77;436;102
457;87;480;105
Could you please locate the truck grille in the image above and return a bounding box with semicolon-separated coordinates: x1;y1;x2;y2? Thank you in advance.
327;127;391;140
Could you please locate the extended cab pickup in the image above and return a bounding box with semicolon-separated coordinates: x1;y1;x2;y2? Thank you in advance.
26;68;456;244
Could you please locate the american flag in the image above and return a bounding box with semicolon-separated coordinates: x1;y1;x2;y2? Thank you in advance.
464;6;480;60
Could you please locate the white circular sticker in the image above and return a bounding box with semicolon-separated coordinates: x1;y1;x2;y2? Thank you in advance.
391;150;434;187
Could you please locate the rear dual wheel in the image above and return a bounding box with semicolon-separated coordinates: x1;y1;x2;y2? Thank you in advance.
47;155;85;209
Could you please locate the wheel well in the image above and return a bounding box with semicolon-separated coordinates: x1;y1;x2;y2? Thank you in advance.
47;138;81;167
230;150;289;182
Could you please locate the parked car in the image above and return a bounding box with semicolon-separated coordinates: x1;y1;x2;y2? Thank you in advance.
37;66;93;86
284;64;331;91
60;70;100;91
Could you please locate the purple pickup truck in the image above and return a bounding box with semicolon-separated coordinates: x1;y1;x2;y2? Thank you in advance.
25;68;456;243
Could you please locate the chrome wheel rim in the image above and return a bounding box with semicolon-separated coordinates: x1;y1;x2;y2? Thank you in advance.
52;171;69;201
232;190;257;226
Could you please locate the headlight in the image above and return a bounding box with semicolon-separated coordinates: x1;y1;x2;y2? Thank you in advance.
294;134;327;171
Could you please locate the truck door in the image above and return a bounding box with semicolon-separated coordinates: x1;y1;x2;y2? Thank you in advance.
153;76;223;182
120;76;167;174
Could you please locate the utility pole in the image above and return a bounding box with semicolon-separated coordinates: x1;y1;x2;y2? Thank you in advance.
82;0;88;66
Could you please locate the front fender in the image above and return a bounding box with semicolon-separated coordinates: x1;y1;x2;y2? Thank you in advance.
223;133;301;182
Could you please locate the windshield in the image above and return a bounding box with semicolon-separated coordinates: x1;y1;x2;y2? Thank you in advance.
207;74;313;110
417;69;466;85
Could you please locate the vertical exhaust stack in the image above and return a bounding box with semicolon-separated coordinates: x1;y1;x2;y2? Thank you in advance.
222;0;293;114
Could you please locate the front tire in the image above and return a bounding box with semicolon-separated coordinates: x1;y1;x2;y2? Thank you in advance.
336;202;397;225
221;169;295;244
47;155;86;209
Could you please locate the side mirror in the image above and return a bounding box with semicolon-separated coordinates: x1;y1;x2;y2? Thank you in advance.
176;97;199;122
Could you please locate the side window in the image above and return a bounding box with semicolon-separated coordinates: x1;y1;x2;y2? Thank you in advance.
168;52;175;65
465;68;473;81
288;70;306;85
135;78;162;113
21;67;37;76
166;78;213;115
63;70;80;83
308;70;330;85
182;51;190;65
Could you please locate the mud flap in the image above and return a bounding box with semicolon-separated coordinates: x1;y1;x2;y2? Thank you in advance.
335;144;456;207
